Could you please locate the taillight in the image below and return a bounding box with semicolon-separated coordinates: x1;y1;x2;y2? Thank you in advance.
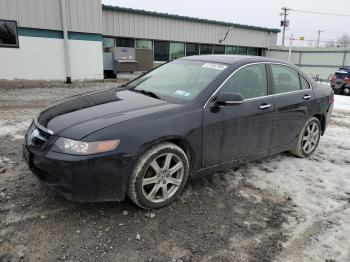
344;77;350;84
328;95;334;105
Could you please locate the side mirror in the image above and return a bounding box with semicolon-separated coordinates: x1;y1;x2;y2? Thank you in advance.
216;92;244;106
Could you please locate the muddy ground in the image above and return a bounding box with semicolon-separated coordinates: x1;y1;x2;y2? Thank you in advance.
0;82;349;262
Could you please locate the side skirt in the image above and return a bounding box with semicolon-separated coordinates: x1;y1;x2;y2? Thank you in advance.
194;142;294;178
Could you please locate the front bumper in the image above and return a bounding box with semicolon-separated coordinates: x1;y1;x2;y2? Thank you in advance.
23;144;135;202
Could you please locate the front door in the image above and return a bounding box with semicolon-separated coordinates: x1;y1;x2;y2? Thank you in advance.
202;63;275;167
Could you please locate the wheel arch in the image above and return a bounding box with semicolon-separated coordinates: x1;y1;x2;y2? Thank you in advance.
312;114;326;135
138;136;197;176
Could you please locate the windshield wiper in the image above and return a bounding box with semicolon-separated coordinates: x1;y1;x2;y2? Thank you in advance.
133;89;161;100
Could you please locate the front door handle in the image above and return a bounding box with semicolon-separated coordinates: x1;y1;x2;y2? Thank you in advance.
259;104;272;110
303;94;312;100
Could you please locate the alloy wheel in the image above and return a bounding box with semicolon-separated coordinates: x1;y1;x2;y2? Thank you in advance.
141;153;184;203
302;122;320;154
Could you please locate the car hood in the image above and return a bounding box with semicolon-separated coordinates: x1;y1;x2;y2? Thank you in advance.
36;88;178;140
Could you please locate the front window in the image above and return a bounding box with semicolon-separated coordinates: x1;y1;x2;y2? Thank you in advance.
220;64;268;99
0;20;18;48
127;60;228;103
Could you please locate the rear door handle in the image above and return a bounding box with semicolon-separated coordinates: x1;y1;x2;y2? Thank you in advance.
259;104;272;110
303;94;312;100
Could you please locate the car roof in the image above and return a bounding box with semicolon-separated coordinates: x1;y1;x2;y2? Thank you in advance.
180;54;289;65
339;67;350;71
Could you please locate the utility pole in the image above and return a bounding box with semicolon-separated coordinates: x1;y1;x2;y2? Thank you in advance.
280;7;290;47
288;34;294;63
317;30;323;47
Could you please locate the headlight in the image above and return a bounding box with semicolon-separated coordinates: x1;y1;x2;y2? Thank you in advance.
54;137;120;155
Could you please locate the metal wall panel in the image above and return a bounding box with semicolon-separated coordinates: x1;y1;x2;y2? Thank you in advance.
267;47;350;79
0;0;102;33
300;52;343;66
342;52;350;66
102;9;277;48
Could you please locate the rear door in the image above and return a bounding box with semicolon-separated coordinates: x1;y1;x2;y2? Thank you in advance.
269;64;314;149
202;63;275;167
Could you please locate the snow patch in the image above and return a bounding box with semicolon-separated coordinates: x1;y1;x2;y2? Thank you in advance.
0;120;31;139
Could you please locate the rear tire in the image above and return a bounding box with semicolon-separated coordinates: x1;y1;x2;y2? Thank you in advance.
290;117;321;158
127;142;189;209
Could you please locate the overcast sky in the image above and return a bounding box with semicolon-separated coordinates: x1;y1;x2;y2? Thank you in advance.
102;0;350;47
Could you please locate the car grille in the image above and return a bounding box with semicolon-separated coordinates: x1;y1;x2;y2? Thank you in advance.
26;122;51;148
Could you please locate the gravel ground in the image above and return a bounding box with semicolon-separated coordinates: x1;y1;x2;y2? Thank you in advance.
0;82;349;262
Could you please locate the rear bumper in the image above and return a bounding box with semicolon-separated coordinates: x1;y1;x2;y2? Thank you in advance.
23;145;135;202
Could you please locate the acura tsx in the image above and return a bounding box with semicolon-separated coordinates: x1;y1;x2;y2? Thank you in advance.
23;55;334;208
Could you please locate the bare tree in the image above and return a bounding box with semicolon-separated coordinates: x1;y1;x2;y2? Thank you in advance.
336;34;350;48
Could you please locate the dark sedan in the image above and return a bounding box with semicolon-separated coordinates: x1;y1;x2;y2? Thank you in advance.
23;55;334;208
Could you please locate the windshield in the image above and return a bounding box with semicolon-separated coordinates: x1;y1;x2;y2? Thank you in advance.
127;59;228;103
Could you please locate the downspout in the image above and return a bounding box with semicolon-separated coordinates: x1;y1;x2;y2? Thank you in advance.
60;0;72;84
266;31;271;57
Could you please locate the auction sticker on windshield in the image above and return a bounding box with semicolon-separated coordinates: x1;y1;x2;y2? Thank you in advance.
202;63;227;71
175;90;191;97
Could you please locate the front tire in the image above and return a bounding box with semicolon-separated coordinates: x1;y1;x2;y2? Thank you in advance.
127;142;189;209
290;117;321;158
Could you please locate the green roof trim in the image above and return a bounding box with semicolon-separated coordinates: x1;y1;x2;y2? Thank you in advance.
102;5;280;33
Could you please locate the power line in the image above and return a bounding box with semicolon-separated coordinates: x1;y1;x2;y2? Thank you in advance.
291;9;350;18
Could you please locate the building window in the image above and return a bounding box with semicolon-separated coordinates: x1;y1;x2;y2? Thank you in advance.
186;43;199;56
103;37;115;49
136;39;152;49
213;45;225;54
247;47;258;56
225;46;237;54
170;42;185;60
154;41;170;61
237;47;247;55
200;44;213;55
116;37;135;48
0;20;19;48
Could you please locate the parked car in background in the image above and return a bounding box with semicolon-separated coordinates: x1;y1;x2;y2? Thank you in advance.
23;55;334;209
331;67;350;95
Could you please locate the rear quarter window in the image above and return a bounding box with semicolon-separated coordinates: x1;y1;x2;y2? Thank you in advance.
300;75;310;90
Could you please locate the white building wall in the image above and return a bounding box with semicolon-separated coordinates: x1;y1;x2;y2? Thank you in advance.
267;47;350;80
0;36;103;80
69;39;103;80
